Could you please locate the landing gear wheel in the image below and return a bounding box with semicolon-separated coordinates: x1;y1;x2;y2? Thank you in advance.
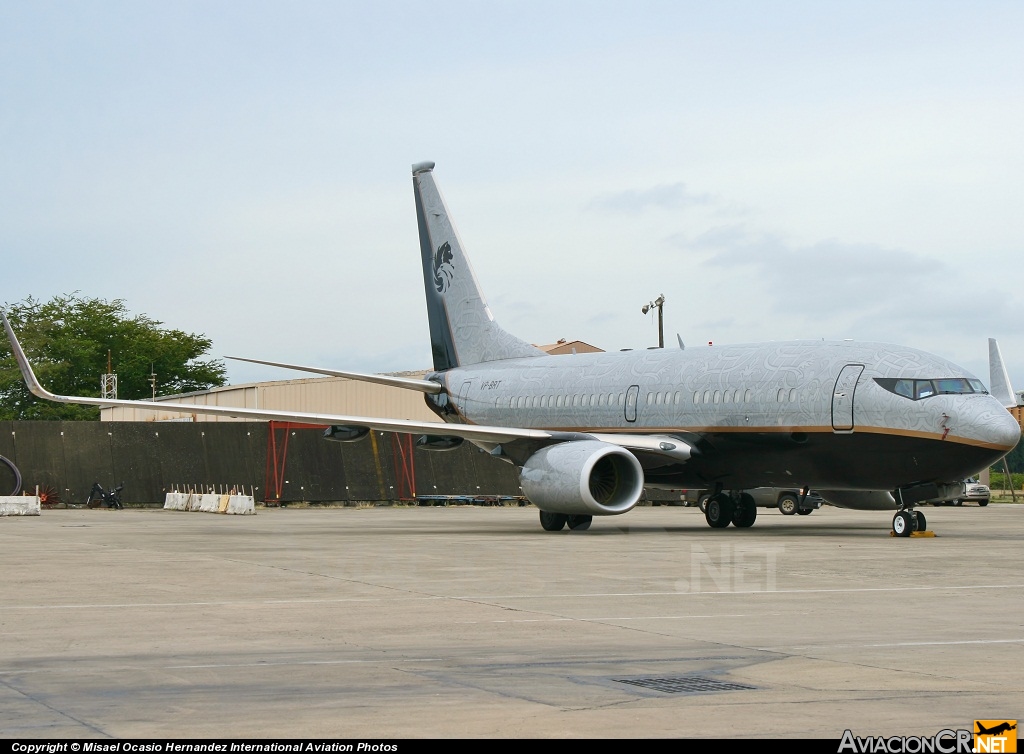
914;510;927;532
796;507;813;516
732;493;757;528
778;494;798;515
705;494;735;529
567;514;593;531
952;499;962;506
539;511;568;531
698;493;711;513
979;500;989;507
892;511;913;537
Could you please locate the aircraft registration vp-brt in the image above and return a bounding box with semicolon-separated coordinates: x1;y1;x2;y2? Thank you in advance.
2;162;1020;536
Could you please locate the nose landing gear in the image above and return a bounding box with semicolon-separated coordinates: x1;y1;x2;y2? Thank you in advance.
892;506;929;537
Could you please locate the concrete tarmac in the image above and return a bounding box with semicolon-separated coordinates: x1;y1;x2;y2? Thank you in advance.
1;504;1022;739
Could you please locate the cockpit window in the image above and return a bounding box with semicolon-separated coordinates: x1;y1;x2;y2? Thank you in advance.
875;378;987;400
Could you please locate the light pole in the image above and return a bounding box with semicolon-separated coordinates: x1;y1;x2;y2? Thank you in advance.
642;294;665;348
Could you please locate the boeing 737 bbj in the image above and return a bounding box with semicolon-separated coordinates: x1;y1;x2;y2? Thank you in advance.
3;162;1019;536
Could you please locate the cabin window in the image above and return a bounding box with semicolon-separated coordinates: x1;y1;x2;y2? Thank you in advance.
744;389;752;402
723;391;730;404
674;391;681;404
712;390;720;404
555;395;563;408
777;388;785;402
618;393;625;405
789;388;796;402
693;391;700;404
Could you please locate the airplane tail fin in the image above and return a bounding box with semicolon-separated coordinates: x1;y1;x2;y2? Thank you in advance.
412;162;545;371
988;338;1016;408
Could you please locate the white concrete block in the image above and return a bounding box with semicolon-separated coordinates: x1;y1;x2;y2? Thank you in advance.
163;492;190;510
0;496;41;516
226;495;256;515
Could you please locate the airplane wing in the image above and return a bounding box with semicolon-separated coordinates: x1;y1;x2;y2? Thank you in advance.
0;312;546;445
2;312;693;463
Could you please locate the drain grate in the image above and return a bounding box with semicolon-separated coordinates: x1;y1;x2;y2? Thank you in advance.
613;676;756;694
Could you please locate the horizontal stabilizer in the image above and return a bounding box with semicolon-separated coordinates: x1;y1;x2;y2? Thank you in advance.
227;356;442;394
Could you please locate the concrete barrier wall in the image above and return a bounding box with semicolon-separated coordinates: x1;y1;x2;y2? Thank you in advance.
0;496;41;516
1;421;522;504
164;492;256;514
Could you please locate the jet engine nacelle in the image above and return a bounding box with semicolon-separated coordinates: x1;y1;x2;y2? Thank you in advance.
519;440;644;516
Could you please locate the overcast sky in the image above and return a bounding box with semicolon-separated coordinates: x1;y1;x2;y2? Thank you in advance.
2;1;1022;391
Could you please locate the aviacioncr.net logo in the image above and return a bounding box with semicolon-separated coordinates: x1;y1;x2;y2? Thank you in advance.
838;729;973;753
974;721;1017;753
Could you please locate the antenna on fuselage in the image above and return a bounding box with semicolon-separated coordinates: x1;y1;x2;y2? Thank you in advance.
676;334;685;350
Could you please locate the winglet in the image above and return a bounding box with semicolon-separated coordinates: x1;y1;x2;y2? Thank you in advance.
988;338;1017;408
0;311;62;402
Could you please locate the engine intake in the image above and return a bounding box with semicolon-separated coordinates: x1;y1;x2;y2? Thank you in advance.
519;440;644;516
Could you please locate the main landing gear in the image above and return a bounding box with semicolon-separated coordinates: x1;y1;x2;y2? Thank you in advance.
539;511;593;531
705;492;756;529
891;508;927;537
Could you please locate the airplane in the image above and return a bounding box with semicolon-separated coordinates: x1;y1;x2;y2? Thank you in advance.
2;161;1020;537
976;723;1017;737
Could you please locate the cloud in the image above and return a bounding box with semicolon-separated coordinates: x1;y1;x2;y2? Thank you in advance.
691;225;946;310
588;182;714;213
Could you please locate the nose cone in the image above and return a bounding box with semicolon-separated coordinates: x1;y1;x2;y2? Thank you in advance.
988;406;1022;451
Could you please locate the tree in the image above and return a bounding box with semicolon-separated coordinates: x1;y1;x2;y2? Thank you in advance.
997;434;1024;474
0;293;227;420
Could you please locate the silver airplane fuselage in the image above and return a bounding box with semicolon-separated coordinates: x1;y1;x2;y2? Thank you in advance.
432;339;1020;492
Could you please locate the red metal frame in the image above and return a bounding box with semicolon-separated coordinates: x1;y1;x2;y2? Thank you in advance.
390;433;416;500
263;421;328;502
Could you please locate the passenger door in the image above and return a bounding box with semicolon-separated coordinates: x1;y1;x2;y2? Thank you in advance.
832;365;864;431
625;385;639;423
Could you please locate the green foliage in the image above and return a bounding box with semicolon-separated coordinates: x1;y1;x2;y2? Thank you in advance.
989;471;1024;491
1;293;226;420
998;435;1024;473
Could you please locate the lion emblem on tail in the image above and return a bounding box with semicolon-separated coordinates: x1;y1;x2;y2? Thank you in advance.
433;242;454;293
